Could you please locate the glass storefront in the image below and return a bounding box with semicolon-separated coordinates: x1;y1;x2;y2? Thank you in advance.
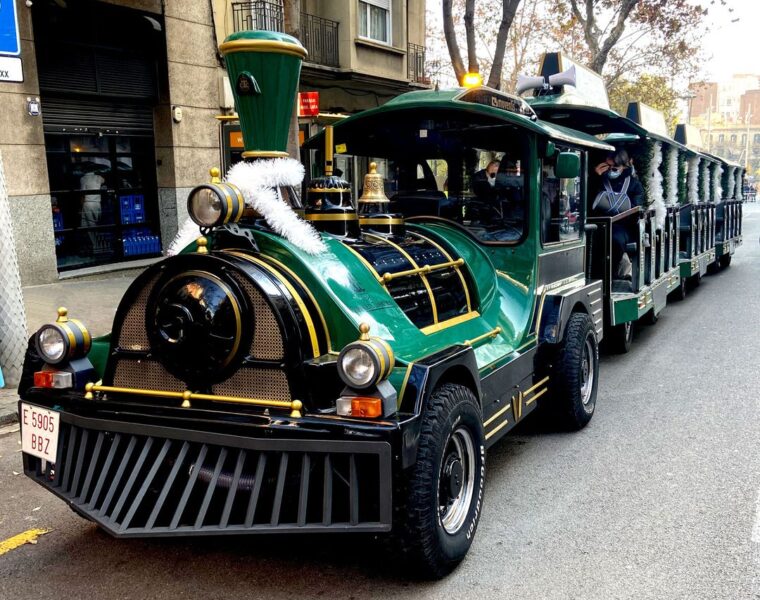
46;133;160;270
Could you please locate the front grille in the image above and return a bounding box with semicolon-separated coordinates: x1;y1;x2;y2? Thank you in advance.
117;272;160;350
24;414;392;535
228;272;284;360
212;368;291;400
112;359;185;393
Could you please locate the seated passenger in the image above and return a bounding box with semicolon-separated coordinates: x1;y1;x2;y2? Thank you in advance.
472;160;500;203
592;150;643;279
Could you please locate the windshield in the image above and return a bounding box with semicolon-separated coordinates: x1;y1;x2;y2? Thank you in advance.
306;109;530;244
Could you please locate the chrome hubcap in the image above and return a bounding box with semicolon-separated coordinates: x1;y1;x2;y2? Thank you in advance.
438;426;476;535
580;335;595;406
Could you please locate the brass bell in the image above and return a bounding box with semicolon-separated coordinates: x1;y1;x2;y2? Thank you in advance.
358;162;390;205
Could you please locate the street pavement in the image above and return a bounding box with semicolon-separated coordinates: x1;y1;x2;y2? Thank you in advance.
1;206;760;598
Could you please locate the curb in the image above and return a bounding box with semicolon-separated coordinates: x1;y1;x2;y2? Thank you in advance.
0;409;18;426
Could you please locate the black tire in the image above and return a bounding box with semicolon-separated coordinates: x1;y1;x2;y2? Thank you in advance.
643;308;659;325
689;273;702;290
670;277;687;301
606;320;633;354
397;383;485;579
719;254;732;269
549;312;598;430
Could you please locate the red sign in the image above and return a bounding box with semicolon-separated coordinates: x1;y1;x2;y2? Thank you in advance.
298;91;320;117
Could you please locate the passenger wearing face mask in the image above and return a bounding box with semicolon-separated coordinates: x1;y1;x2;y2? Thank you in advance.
472;160;501;199
592;150;643;280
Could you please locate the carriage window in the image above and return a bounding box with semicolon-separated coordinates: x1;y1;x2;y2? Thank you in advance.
541;148;583;245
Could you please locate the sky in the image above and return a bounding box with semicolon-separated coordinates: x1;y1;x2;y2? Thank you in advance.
702;0;760;81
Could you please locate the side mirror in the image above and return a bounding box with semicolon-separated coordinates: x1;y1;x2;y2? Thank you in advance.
555;152;580;179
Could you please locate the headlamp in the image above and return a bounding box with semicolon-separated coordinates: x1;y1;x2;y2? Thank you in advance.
187;182;245;228
35;308;91;366
337;338;394;390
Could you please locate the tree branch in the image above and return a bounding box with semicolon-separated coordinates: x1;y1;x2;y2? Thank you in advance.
443;0;467;84
465;0;478;73
487;0;522;88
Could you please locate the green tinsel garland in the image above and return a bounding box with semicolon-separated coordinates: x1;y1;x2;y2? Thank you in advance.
661;148;671;202
698;160;706;201
677;151;687;204
635;141;653;201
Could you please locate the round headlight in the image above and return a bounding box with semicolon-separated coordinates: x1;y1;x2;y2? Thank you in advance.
340;346;378;388
187;183;245;229
37;325;67;364
337;338;394;390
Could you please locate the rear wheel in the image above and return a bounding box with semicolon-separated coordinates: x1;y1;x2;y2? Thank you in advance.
719;254;732;269
689;273;702;290
643;308;659;325
548;312;598;430
607;320;633;354
397;384;485;579
670;277;687;301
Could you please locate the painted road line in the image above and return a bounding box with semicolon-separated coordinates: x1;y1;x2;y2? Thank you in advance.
0;528;50;556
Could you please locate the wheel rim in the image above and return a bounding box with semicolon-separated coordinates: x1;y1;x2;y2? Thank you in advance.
580;334;595;406
438;426;476;535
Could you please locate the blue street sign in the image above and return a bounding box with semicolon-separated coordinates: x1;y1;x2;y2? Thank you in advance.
0;0;21;56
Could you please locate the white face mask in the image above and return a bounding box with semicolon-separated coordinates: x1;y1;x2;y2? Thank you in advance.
488;176;496;187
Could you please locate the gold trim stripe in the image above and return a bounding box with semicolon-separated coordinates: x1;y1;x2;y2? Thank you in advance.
525;387;547;406
419;311;480;335
219;39;308;59
523;376;549;396
484;403;512;427
258;255;332;352
305;213;359;222
397;363;414;407
364;232;439;323
360;217;405;225
227;252;320;359
496;270;529;294
485;418;510;440
307;188;352;193
241;150;290;159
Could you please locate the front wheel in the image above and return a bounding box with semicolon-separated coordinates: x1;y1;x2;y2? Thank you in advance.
397;384;485;579
606;320;633;354
548;312;598;430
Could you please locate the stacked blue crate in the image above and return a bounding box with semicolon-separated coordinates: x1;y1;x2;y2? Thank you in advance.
52;208;64;248
119;194;146;225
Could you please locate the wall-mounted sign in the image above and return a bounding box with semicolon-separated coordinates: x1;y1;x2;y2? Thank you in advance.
229;130;244;148
26;96;40;116
0;56;22;83
298;91;320;117
0;0;21;56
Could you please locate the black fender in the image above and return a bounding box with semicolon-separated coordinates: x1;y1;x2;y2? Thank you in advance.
396;344;480;469
539;278;604;345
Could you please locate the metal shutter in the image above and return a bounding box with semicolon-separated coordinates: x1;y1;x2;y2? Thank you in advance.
41;97;154;136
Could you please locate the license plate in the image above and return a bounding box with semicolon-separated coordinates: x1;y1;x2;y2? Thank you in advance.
20;403;60;463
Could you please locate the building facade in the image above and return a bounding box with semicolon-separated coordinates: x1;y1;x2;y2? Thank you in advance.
3;0;427;285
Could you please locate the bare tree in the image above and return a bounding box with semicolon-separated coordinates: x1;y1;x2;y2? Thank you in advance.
442;0;522;88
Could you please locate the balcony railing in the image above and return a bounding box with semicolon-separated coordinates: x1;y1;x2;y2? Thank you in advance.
231;2;339;68
408;43;429;85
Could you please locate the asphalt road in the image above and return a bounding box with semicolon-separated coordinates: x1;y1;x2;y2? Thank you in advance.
2;206;760;599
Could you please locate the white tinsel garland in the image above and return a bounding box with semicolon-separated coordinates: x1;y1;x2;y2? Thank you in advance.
727;167;736;199
647;141;665;228
666;146;678;205
167;158;326;257
701;160;710;202
712;163;723;203
687;156;700;204
227;158;326;254
736;169;744;200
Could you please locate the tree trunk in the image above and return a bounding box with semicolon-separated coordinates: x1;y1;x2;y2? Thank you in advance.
464;0;478;74
283;0;302;159
486;0;522;89
442;0;466;84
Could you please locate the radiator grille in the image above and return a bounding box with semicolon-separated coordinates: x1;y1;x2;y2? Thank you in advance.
112;359;185;393
117;273;160;350
24;417;392;535
212;369;291;401
228;272;284;360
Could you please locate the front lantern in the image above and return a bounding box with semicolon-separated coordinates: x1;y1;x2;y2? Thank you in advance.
187;182;245;229
35;307;91;366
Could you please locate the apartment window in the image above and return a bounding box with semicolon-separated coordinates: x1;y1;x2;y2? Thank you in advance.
359;0;391;44
754;134;760;144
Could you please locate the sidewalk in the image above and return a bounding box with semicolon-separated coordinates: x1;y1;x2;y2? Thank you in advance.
0;274;136;424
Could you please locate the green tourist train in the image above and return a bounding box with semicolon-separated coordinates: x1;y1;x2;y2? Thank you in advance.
17;36;744;579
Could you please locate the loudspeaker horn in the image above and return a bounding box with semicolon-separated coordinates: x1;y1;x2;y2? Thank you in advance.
516;74;546;95
548;65;577;88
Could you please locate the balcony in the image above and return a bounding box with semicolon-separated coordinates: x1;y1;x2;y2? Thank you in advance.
408;43;429;85
231;2;339;68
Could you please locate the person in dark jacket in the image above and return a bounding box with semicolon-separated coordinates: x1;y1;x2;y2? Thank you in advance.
594;149;643;279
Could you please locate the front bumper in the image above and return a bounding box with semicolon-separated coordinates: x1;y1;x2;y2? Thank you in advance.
20;394;395;537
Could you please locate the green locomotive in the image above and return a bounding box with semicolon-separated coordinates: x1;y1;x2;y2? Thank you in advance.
21;33;610;578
